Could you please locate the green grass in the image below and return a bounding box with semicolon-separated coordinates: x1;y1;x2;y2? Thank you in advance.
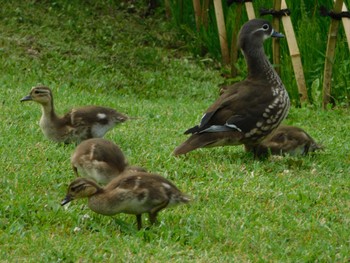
1;1;350;262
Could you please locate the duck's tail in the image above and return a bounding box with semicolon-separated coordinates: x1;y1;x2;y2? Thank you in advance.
173;132;243;156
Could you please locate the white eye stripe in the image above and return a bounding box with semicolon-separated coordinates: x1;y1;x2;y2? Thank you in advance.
251;27;264;34
251;24;271;35
252;27;269;35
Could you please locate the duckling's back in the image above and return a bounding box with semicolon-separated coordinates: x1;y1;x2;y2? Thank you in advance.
106;172;190;208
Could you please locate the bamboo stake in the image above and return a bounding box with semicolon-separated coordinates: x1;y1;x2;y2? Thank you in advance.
339;1;350;51
323;0;344;109
281;0;308;103
201;0;210;29
272;0;282;76
230;3;243;77
245;1;256;20
213;0;230;65
193;0;202;31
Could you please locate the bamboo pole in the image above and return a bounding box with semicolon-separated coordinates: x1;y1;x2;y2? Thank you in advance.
201;0;210;29
339;1;350;51
245;1;256;20
323;0;344;109
281;0;308;103
213;0;230;65
230;3;243;77
193;0;202;31
272;0;282;76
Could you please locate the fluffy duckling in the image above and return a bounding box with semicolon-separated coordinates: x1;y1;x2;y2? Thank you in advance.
174;19;290;156
20;86;129;143
245;125;323;158
61;173;190;230
71;138;146;184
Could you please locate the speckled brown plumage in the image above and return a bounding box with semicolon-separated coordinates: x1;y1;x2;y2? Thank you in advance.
174;19;290;156
20;86;129;143
61;173;190;230
71;138;146;185
245;125;323;158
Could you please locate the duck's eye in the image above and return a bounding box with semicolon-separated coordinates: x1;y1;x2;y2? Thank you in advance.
34;89;45;95
262;24;269;31
71;184;84;192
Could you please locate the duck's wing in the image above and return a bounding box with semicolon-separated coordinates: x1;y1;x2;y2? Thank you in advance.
185;80;273;135
59;106;128;141
174;80;274;155
69;106;128;127
108;173;189;206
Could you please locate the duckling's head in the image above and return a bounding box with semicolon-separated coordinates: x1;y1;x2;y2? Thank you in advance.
238;19;284;52
20;86;53;105
61;178;101;206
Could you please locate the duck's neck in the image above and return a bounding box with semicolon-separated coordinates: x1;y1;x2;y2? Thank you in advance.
244;47;280;82
40;98;58;122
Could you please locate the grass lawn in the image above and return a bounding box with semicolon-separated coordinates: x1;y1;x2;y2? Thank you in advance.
1;1;349;262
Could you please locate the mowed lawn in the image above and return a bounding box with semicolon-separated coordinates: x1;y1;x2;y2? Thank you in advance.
1;1;349;262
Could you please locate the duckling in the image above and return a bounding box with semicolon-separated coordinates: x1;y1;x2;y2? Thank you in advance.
20;86;129;143
61;173;190;230
245;125;323;158
71;138;146;185
174;19;290;156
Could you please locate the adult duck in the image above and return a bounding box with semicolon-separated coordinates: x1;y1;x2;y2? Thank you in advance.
174;19;290;156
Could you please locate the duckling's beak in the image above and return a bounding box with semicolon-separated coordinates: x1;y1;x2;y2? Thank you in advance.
20;95;33;102
61;195;73;206
271;30;284;38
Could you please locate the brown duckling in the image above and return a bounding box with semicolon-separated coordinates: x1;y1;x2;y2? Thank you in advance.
20;86;129;143
174;19;289;156
245;125;323;158
71;138;146;185
61;173;190;230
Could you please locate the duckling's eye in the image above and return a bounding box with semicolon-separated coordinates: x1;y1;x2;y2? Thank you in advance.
34;89;46;95
71;184;84;192
262;24;269;31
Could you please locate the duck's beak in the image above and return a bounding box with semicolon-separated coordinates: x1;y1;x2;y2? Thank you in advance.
20;95;32;102
271;30;284;38
61;195;73;206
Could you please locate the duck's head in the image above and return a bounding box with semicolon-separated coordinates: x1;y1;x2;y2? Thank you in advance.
238;19;284;52
61;178;100;206
20;86;53;105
